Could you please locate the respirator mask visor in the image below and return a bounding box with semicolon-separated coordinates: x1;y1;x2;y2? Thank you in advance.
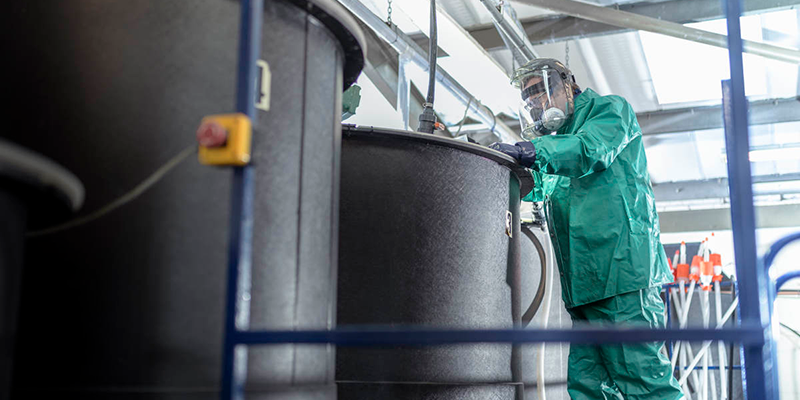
517;70;571;140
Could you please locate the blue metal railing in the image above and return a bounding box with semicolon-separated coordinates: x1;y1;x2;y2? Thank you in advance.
776;271;800;292
719;0;775;396
218;0;784;399
232;326;765;346
762;232;800;400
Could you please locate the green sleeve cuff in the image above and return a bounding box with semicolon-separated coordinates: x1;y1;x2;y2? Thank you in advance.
522;170;544;202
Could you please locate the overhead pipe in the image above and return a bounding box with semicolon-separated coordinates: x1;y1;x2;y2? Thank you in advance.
338;0;522;143
480;0;538;66
517;0;800;64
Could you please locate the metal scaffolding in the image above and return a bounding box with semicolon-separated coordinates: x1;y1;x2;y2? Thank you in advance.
219;1;799;399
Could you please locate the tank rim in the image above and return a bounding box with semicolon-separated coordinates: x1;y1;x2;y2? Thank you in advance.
341;124;535;199
286;0;367;90
0;139;85;226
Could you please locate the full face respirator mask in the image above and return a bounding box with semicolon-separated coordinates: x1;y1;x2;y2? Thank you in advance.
511;59;576;140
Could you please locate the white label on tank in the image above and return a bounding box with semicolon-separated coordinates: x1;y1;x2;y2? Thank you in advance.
506;210;513;238
256;59;271;112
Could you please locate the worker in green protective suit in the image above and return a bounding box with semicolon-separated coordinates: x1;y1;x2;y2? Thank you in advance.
490;59;683;400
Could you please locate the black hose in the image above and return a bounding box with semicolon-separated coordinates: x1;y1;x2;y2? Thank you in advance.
416;0;437;133
426;0;436;105
781;322;800;339
521;226;547;327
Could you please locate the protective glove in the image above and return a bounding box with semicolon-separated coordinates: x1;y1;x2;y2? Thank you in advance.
489;141;537;168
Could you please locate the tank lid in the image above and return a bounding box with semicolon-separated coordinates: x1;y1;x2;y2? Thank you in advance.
0;139;84;226
291;0;366;90
342;125;534;199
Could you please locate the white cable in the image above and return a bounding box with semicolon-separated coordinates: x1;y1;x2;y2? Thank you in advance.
701;291;711;400
671;289;683;367
27;145;197;237
536;228;555;400
677;280;702;393
686;342;702;394
715;281;728;400
681;281;696;326
680;344;693;399
709;365;718;400
679;297;740;386
670;287;693;399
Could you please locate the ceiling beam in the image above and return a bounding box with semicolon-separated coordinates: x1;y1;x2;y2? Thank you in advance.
638;96;800;136
653;173;800;202
468;0;800;49
512;0;800;63
464;96;800;136
658;203;800;233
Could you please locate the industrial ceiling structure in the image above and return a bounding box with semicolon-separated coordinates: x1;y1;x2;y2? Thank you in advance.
345;0;800;230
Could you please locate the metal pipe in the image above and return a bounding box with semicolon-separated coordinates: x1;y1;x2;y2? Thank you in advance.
516;0;800;64
479;0;537;65
337;0;522;142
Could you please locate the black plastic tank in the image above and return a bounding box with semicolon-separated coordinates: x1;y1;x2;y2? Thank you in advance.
0;141;83;400
3;0;364;398
336;126;536;400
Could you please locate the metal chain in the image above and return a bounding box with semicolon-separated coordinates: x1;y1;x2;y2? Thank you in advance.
565;40;570;69
387;0;393;26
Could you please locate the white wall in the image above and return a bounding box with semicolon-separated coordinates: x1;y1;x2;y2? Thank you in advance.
345;74;407;130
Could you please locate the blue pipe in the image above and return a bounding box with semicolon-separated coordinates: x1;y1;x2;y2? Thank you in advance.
231;326;765;346
663;281;735;289
676;366;743;371
220;0;263;399
763;232;800;272
776;271;800;292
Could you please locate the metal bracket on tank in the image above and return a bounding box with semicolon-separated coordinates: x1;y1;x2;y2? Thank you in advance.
505;210;513;238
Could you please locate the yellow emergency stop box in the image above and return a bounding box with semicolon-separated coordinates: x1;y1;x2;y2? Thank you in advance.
198;113;252;166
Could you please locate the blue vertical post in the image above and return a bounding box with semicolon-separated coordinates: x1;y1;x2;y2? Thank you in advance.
720;0;777;397
221;0;264;399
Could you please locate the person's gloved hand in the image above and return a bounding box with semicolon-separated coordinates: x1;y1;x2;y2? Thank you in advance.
489;141;537;168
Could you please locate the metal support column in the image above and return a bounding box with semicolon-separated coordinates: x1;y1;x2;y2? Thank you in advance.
720;0;776;397
397;51;413;130
220;0;263;398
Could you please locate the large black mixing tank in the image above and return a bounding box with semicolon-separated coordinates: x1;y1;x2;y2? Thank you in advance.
4;1;364;398
0;140;84;400
336;126;536;400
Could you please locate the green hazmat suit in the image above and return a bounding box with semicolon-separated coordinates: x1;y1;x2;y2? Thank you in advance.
524;88;683;399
